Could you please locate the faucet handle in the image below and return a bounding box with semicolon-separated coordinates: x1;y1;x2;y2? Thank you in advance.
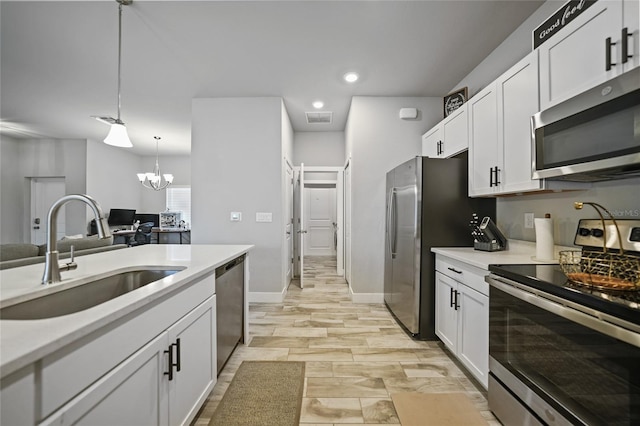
59;245;78;273
70;245;75;263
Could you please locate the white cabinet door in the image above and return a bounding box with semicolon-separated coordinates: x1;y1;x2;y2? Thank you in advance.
168;295;217;426
623;0;640;72
441;104;468;158
468;83;498;196
539;1;624;109
42;333;169;426
434;272;458;353
421;125;442;158
456;284;489;389
497;51;541;194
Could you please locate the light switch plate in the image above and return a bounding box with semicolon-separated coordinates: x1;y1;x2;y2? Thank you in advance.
230;212;242;222
256;212;273;223
524;213;534;229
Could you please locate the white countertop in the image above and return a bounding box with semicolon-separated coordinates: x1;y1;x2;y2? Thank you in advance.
431;240;573;270
0;244;252;378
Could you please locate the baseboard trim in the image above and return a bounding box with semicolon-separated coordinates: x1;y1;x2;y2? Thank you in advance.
248;287;287;303
349;287;384;304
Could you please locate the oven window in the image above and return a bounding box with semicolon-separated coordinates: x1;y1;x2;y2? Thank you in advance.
536;91;640;170
490;287;640;425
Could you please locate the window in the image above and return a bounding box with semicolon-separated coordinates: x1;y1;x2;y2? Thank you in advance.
166;186;191;226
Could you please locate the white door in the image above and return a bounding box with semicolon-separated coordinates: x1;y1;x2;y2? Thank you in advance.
304;186;336;256
421;125;442;158
457;284;489;389
285;162;294;286
434;273;458;353
344;161;351;285
298;163;305;289
31;178;65;245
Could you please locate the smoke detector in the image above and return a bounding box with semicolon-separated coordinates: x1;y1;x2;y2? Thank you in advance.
305;111;333;124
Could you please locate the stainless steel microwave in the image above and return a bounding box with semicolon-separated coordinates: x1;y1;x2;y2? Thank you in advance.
531;68;640;182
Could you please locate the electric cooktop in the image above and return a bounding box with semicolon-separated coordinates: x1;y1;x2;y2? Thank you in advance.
489;263;639;326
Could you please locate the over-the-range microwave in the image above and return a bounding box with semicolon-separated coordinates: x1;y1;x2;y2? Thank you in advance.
531;67;640;182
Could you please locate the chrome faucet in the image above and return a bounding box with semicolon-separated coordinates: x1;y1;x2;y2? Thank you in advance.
42;194;111;285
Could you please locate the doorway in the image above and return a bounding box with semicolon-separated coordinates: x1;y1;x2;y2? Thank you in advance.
30;177;65;245
293;166;344;282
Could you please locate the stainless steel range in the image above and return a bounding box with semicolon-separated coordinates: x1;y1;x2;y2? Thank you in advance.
486;219;640;426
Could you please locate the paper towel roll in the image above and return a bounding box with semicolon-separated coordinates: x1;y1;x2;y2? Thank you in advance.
534;217;555;261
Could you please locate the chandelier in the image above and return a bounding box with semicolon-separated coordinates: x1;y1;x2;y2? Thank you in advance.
93;0;133;148
137;137;174;190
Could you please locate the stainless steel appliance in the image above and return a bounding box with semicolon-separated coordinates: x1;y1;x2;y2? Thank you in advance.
215;254;245;374
531;67;640;182
486;219;640;425
384;154;495;339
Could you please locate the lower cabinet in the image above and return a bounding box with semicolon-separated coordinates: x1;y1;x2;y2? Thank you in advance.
42;295;216;426
435;258;489;389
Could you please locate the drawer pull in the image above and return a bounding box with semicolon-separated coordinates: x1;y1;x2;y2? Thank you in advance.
164;346;174;381
447;267;462;274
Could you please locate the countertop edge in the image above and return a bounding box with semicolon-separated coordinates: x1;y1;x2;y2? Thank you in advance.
0;244;252;378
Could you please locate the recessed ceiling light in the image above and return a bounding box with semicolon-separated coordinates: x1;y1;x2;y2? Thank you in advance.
312;101;324;109
343;72;359;83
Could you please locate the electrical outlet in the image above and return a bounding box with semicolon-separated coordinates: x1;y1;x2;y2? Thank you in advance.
524;213;534;229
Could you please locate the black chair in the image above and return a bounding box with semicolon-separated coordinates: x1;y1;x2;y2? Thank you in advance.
129;222;154;246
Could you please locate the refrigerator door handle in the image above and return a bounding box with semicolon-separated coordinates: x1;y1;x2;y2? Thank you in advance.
386;188;393;256
390;188;398;258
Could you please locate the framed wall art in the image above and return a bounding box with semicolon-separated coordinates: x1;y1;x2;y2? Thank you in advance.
443;87;468;118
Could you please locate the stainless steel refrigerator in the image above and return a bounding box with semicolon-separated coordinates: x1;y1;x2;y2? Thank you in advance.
384;154;495;339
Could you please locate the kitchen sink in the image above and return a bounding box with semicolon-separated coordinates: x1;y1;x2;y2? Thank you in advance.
0;268;185;320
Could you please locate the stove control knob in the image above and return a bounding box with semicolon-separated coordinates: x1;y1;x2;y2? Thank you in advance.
578;227;591;236
591;228;604;238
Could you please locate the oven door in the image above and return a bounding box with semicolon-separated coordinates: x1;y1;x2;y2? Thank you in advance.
488;275;640;426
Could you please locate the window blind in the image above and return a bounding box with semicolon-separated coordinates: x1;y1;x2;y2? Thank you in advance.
166;187;191;226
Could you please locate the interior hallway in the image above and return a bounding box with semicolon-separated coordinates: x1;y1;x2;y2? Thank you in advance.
194;256;498;425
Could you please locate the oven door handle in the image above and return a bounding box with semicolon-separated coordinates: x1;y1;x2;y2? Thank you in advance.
487;275;640;348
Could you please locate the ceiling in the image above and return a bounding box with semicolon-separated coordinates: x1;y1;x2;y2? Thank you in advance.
0;0;544;155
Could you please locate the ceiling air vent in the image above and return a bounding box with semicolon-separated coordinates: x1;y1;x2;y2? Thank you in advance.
305;111;333;124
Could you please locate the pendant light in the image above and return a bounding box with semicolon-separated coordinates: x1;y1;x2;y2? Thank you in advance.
137;137;174;190
94;0;133;148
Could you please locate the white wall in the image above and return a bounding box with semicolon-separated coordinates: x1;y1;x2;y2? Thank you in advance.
86;139;142;219
0;135;23;243
294;131;345;166
344;96;442;296
192;97;286;295
14;138;87;238
449;0;639;246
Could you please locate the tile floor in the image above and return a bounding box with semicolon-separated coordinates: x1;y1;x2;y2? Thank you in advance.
193;256;499;425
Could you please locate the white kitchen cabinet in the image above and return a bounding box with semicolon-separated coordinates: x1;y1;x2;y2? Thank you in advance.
538;0;638;109
469;51;585;197
0;365;36;426
421;125;442;158
42;296;216;426
168;296;217;426
421;104;468;158
435;256;489;389
468;82;499;196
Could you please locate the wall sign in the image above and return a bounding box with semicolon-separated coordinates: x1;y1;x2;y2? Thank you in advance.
443;87;468;117
533;0;598;49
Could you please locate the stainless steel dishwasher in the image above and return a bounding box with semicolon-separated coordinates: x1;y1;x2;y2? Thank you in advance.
215;254;245;375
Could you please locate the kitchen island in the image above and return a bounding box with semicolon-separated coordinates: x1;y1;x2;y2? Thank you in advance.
0;244;252;426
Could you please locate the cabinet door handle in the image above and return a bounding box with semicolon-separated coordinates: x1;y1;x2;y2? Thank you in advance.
622;27;633;64
454;290;460;311
450;287;455;308
489;167;494;187
606;37;616;71
494;166;501;185
164;345;174;381
175;338;181;372
447;267;462;274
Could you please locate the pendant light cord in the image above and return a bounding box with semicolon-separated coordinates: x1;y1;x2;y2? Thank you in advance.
116;2;123;123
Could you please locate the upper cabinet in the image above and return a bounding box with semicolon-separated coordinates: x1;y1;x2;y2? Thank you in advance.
470;52;544;196
421;104;468;158
539;0;639;109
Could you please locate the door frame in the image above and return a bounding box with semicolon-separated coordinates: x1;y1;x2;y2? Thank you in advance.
283;158;294;289
293;165;344;277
